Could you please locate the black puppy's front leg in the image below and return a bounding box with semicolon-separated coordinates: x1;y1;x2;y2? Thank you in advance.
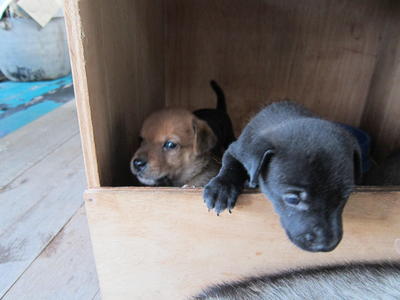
203;151;248;215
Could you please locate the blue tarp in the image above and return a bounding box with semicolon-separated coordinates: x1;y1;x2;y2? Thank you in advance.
0;74;74;137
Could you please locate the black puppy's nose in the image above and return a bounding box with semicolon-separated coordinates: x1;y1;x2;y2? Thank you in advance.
304;233;315;242
133;158;147;171
300;228;339;252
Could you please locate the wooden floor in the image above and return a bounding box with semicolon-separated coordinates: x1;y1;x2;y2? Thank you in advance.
0;101;100;299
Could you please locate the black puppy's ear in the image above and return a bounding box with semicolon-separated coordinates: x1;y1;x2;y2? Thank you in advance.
192;117;217;155
247;149;274;187
229;139;274;188
353;149;362;185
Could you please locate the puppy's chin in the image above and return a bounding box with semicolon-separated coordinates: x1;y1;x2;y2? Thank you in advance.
137;176;159;186
136;175;171;186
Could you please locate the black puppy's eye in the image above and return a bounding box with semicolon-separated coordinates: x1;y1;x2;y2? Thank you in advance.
163;141;177;150
283;193;300;206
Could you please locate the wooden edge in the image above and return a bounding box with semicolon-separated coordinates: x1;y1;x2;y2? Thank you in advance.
64;0;100;188
83;185;400;299
84;185;400;196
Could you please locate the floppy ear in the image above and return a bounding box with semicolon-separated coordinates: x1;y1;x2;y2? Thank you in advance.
247;149;274;187
230;140;274;188
192;117;217;155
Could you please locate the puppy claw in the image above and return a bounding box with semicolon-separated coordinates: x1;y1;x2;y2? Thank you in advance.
203;176;241;215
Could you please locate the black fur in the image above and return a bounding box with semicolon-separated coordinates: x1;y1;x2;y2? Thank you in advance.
203;101;361;252
210;80;227;112
194;261;400;300
364;150;400;185
193;81;236;157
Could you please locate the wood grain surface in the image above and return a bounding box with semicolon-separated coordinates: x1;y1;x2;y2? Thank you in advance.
85;187;400;299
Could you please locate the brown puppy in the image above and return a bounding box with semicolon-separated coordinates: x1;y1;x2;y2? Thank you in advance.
131;81;235;187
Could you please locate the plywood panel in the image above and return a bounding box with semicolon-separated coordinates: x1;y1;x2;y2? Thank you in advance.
165;0;389;133
85;188;400;299
64;0;165;187
361;0;400;160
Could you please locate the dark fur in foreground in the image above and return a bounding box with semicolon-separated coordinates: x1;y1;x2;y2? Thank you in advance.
194;262;400;300
204;101;361;252
364;150;400;186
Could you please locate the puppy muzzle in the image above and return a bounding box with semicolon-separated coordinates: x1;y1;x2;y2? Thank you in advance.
130;157;171;186
287;226;343;252
133;158;147;172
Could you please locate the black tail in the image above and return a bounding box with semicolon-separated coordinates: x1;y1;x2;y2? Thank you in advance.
210;80;226;112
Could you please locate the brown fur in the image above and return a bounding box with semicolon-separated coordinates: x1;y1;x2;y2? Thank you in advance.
131;108;220;187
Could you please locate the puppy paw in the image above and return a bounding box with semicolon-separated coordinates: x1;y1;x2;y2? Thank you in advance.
203;176;241;215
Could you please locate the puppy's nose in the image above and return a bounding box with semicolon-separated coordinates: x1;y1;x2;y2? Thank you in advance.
133;158;147;171
301;227;339;252
304;233;315;242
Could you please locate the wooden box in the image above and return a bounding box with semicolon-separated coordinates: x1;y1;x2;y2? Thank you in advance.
64;0;400;299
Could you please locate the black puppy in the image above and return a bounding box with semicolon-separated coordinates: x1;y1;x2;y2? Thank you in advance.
364;150;400;186
194;80;236;158
203;101;361;252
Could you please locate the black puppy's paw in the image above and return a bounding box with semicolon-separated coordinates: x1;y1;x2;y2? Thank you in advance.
203;176;241;215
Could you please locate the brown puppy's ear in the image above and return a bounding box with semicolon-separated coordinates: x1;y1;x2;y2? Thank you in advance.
192;117;217;155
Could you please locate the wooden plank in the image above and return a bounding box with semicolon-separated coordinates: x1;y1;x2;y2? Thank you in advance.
0;101;79;188
63;0;100;188
85;188;400;300
0;135;85;297
165;0;389;133
361;1;400;159
64;0;165;187
3;206;99;300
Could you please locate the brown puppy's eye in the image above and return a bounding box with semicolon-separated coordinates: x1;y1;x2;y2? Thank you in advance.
163;141;177;150
138;136;143;144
